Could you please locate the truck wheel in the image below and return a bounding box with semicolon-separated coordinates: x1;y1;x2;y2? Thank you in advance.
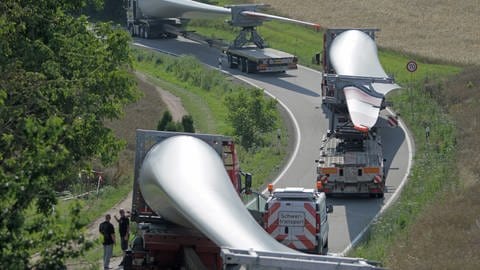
324;238;329;251
316;239;324;255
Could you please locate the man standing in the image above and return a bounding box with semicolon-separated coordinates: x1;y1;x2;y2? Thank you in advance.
115;208;130;266
99;214;115;269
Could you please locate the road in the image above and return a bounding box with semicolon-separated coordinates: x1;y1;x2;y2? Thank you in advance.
134;36;412;254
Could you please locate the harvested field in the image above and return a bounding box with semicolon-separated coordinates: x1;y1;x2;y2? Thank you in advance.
253;0;480;65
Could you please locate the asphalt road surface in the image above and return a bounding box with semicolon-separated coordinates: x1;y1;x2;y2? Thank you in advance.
134;36;412;254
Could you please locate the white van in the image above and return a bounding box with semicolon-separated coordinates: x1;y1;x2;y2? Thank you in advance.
263;187;333;254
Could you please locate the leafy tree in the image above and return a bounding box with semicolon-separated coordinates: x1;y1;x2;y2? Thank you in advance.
181;115;195;133
157;110;173;131
225;89;278;149
84;0;127;23
0;0;139;268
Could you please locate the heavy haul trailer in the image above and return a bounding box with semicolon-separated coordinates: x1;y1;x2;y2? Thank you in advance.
316;29;387;198
225;4;298;73
227;46;297;73
127;130;242;269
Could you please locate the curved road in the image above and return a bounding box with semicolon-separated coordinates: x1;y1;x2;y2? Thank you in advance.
135;36;412;254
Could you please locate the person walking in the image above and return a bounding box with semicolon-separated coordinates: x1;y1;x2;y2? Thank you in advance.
115;208;130;266
99;214;115;269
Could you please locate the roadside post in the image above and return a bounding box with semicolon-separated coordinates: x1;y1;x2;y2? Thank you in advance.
406;60;417;120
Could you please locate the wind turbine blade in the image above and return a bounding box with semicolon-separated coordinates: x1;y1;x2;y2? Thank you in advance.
139;135;295;252
329;30;401;130
139;0;231;19
330;30;400;95
241;10;321;30
344;86;383;130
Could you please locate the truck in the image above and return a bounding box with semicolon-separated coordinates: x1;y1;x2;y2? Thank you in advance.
124;130;384;269
126;129;242;269
263;186;333;255
316;29;387;198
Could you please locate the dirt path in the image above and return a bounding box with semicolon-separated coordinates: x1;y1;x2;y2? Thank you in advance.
134;71;187;121
72;72;187;269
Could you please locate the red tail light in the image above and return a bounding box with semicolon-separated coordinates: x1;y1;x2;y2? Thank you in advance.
316;213;320;233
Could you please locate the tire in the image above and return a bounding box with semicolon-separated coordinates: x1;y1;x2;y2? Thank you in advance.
128;25;134;37
143;27;149;39
228;55;237;68
246;60;252;73
316;238;324;255
239;58;246;72
322;238;329;255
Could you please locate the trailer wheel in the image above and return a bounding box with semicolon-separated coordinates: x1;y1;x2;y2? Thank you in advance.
239;58;247;72
247;60;258;73
143;27;149;39
128;24;134;37
228;55;236;68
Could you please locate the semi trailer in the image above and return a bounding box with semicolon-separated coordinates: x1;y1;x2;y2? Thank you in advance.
315;29;398;197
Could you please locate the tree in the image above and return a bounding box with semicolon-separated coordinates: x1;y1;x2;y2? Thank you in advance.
181;115;195;133
157;110;173;131
0;0;139;268
225;89;278;149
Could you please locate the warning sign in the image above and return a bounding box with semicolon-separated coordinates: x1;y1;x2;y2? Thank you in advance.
406;60;417;72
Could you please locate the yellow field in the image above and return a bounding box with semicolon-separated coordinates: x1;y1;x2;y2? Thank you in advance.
253;0;480;65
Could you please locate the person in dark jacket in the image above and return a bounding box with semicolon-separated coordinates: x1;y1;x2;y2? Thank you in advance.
99;214;115;269
115;208;130;266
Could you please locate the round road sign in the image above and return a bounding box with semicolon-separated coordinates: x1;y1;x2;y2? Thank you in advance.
406;60;417;72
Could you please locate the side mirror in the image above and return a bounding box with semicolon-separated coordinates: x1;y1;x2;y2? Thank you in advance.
326;205;333;214
245;173;252;191
315;52;322;65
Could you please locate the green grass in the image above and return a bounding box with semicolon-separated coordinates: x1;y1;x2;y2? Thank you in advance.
53;180;132;268
349;73;459;263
